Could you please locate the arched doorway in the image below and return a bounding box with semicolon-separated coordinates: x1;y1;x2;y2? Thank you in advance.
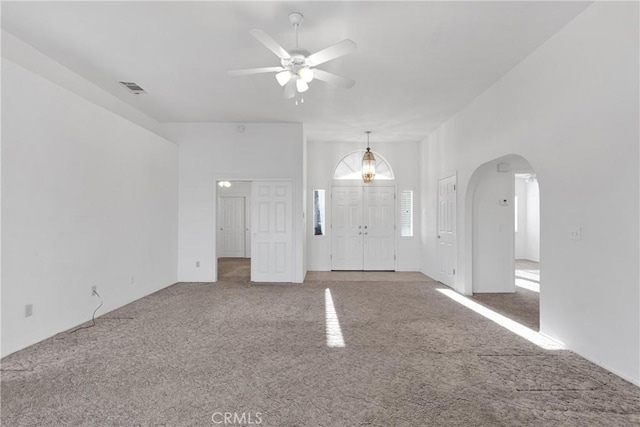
466;154;540;329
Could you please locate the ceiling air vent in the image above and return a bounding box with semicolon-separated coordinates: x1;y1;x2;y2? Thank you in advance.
119;81;146;95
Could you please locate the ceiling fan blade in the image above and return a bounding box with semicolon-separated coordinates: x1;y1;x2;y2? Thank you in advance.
228;67;284;76
283;78;297;99
249;29;291;59
306;39;357;66
312;69;355;89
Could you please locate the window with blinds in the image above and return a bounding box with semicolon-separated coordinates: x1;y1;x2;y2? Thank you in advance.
400;190;413;237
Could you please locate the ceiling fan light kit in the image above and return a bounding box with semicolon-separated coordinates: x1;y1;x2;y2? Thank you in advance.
228;12;356;103
276;70;292;86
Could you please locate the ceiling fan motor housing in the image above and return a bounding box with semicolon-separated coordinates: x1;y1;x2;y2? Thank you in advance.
281;49;311;71
289;12;304;26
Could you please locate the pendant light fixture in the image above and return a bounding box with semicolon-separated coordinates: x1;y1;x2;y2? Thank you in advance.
362;131;376;183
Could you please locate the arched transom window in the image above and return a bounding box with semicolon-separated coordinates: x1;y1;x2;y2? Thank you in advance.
333;150;395;180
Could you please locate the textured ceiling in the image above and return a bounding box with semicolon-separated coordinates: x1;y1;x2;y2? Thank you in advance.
1;1;591;142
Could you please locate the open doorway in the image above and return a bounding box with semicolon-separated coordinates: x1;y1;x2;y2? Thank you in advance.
468;155;540;331
217;181;251;281
515;173;540;293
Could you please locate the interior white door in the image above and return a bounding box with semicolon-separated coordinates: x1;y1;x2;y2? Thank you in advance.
363;187;395;270
331;187;364;270
331;186;395;271
219;196;246;258
437;176;456;286
251;182;292;282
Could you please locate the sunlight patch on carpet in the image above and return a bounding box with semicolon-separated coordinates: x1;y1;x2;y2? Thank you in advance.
325;288;345;348
437;289;563;350
515;278;540;292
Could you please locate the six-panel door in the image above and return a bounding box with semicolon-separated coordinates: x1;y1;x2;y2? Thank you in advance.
219;196;246;258
251;182;293;282
331;186;395;271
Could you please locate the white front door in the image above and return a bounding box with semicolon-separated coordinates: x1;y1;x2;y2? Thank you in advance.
331;186;395;271
331;187;364;270
363;187;395;270
219;196;246;258
437;176;456;286
251;181;293;282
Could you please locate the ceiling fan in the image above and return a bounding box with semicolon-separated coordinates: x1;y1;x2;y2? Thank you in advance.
228;12;356;101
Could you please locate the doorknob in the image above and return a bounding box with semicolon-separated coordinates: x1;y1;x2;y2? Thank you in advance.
437;235;440;239
364;225;368;229
358;226;362;229
364;232;368;235
220;228;223;231
358;232;362;235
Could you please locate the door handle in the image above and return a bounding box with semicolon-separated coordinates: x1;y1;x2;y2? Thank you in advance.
364;225;368;229
437;235;440;239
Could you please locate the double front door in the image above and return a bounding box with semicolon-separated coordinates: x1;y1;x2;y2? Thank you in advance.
331;186;395;271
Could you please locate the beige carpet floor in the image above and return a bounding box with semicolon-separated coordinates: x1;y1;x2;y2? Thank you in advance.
470;260;541;331
2;261;639;426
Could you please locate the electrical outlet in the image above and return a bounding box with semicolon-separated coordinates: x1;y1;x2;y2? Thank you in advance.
25;304;33;318
91;286;98;296
196;261;200;268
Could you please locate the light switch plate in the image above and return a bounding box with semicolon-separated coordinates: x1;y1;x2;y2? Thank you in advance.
569;227;582;240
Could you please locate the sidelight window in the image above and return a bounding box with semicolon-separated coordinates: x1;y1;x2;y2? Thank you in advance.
400;190;413;237
313;189;326;236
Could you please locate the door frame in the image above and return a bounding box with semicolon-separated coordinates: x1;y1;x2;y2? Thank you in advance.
213;178;295;283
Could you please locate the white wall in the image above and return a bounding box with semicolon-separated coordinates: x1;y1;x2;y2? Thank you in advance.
472;164;515;293
420;2;639;384
515;178;527;259
307;140;421;271
163;123;305;283
302;134;308;275
1;58;179;357
1;31;167;139
525;179;540;262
